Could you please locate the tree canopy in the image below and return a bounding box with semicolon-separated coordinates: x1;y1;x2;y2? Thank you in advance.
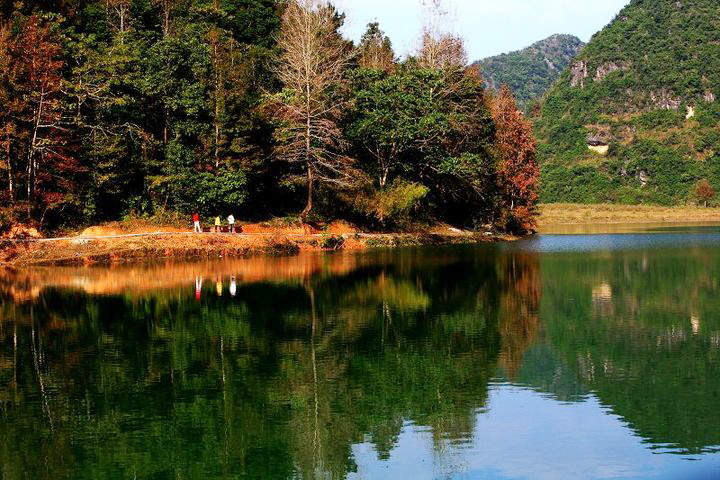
0;0;539;233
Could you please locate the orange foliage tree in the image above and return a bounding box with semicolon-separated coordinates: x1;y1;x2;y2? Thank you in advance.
9;15;75;219
695;179;716;207
0;22;14;201
490;85;540;233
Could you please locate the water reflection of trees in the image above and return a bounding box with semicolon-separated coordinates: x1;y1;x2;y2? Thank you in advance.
3;244;720;476
0;248;541;479
535;248;720;455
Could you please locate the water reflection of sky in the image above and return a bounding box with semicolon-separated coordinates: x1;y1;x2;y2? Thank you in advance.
351;385;720;480
511;233;720;253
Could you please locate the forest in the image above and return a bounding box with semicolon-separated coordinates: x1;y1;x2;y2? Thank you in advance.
0;0;539;235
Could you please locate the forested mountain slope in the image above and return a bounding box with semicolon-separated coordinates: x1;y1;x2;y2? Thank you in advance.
474;34;584;109
537;0;720;205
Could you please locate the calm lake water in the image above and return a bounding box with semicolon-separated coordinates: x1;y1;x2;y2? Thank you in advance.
2;228;720;479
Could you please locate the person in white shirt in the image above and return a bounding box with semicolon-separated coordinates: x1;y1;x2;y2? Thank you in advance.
230;276;237;297
227;214;236;233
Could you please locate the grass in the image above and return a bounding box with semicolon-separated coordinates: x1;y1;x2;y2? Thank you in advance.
539;203;720;225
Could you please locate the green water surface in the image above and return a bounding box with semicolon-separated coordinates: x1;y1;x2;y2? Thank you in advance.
1;230;720;479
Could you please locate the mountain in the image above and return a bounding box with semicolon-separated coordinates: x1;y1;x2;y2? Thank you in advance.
473;34;585;109
537;0;720;205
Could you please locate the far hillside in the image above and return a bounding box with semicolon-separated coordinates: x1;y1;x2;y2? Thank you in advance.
473;34;585;110
536;0;720;206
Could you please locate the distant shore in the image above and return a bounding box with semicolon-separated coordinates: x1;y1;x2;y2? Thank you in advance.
0;223;516;267
539;203;720;226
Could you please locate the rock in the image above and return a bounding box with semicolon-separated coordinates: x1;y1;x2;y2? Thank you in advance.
586;125;612;154
594;61;630;82
650;89;681;110
6;225;42;239
588;144;609;155
570;61;588;88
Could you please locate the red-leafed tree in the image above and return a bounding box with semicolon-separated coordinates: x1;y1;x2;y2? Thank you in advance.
695;179;716;207
490;85;540;233
0;22;15;202
11;15;75;218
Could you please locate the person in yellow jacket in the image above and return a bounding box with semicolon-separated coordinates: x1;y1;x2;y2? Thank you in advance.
214;216;221;233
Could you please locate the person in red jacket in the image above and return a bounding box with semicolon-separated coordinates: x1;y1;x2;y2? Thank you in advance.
193;213;201;233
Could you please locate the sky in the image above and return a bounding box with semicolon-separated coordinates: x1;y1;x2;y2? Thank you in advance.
339;0;632;61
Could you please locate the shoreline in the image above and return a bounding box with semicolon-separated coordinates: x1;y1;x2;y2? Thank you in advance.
6;203;720;266
539;203;720;226
0;230;517;267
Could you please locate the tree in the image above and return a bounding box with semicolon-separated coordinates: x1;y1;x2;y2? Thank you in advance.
694;179;715;207
357;22;395;72
67;29;150;219
0;22;15;201
12;15;71;217
271;0;354;223
417;31;467;70
417;0;467;70
348;64;497;227
151;0;179;37
490;85;540;232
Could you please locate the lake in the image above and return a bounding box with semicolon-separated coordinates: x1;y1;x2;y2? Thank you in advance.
1;228;720;479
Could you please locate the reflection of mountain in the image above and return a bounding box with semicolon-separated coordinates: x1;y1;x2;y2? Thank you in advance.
0;247;541;479
533;249;720;454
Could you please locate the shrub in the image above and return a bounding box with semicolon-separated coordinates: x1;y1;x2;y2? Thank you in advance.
195;170;248;214
632;109;684;129
371;179;429;228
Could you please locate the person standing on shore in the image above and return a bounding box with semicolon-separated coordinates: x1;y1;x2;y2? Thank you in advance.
193;213;201;233
227;214;236;233
214;216;221;233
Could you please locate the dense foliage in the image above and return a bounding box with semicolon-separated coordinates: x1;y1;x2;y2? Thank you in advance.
473;34;584;110
0;0;539;233
537;0;720;205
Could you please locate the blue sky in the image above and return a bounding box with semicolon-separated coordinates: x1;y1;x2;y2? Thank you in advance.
340;0;632;61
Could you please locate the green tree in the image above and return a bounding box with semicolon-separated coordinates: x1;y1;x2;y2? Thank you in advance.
347;64;497;227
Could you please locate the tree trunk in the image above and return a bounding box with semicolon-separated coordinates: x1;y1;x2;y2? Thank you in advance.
27;89;45;216
163;104;168;144
26;153;32;216
211;30;221;168
301;165;314;223
162;5;170;37
302;83;313;224
214;122;220;168
5;137;12;202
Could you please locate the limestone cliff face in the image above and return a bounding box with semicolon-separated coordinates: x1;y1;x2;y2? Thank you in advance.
550;0;719;114
472;34;585;109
